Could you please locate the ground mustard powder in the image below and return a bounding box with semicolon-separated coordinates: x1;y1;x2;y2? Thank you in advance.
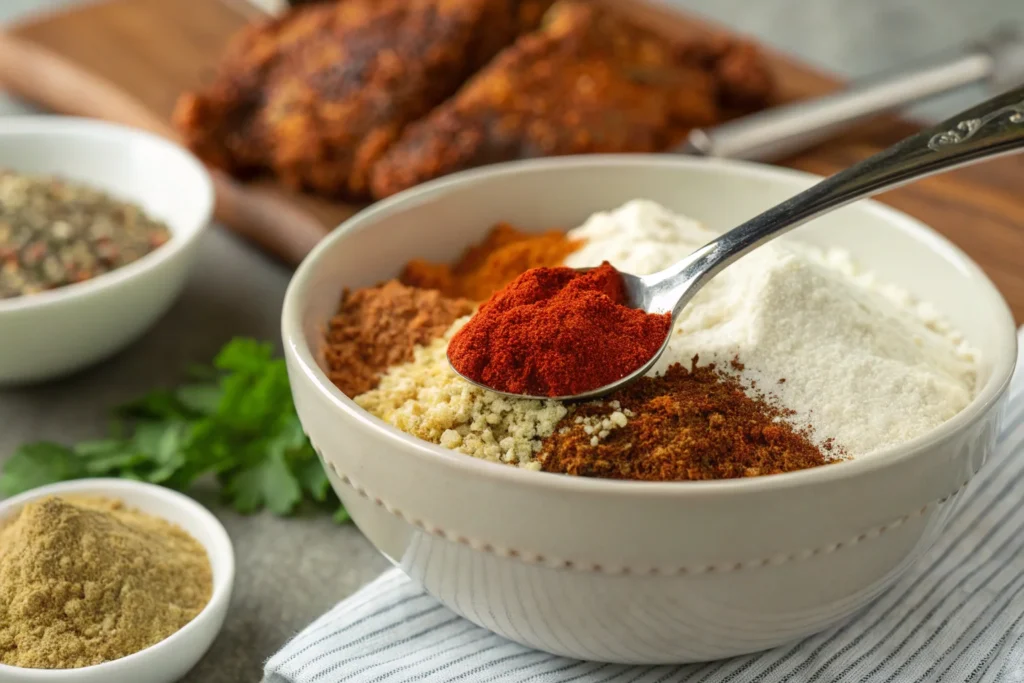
0;495;213;669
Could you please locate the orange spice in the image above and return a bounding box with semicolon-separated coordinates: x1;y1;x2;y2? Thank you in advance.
400;222;582;301
539;357;839;481
324;280;473;397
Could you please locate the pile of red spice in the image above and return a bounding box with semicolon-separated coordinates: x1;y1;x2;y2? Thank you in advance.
447;262;671;397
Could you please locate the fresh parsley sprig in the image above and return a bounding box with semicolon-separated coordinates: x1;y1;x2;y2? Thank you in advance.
0;338;349;523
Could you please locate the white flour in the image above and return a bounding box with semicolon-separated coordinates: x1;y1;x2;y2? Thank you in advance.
564;200;979;456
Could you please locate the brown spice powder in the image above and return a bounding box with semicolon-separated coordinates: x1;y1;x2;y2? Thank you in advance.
539;358;839;481
325;280;473;397
400;222;582;301
0;496;212;669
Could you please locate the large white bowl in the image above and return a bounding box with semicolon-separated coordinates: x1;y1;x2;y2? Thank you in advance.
0;479;234;683
0;116;214;384
282;156;1018;663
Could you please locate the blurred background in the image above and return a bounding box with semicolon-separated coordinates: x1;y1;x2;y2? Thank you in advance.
3;0;1022;121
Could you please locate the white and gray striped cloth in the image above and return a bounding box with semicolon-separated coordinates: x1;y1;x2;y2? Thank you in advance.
265;329;1024;683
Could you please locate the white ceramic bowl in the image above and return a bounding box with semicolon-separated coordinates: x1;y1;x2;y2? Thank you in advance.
0;479;234;683
0;116;214;384
282;156;1017;664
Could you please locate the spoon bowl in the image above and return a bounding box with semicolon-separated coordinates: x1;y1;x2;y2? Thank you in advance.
450;83;1024;400
447;267;675;402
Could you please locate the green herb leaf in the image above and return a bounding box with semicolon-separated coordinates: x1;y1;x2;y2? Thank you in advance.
295;451;331;502
118;389;190;420
185;362;218;381
224;451;302;515
73;438;130;458
85;451;149;476
75;440;148;476
1;337;348;522
214;338;275;373
0;442;85;495
175;384;222;416
333;507;351;524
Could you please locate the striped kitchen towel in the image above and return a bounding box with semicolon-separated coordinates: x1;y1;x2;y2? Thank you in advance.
265;329;1024;683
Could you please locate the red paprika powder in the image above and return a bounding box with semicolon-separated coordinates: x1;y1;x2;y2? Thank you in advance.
448;262;671;397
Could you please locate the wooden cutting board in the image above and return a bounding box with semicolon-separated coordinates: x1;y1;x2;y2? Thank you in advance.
1;0;1023;321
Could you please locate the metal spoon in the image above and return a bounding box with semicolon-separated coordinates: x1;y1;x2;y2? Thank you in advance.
450;84;1024;401
681;28;1024;163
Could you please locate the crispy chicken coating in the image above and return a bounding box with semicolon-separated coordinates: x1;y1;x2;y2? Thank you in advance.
370;1;774;199
173;0;551;197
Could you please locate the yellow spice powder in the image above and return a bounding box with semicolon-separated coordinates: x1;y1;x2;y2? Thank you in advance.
0;495;213;669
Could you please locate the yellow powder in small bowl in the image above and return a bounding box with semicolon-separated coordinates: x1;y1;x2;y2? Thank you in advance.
0;495;213;669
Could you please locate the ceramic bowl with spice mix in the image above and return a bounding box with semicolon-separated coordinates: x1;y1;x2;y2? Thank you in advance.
0;116;213;384
282;156;1017;664
0;478;234;683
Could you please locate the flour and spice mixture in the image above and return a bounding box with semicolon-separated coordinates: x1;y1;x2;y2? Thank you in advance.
0;495;212;669
324;199;979;480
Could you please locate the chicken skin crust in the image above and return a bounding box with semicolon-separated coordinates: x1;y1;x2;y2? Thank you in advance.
174;0;551;197
369;0;774;199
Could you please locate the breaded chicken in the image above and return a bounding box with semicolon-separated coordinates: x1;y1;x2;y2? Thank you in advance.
370;1;773;199
173;0;552;197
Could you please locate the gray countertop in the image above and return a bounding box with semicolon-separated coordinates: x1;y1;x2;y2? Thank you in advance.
1;0;1022;681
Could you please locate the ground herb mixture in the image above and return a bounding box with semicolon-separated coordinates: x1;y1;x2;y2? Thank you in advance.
0;496;212;669
0;170;171;299
324;280;473;397
539;358;837;480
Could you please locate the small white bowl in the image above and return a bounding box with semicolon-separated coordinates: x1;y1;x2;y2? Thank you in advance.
0;479;234;683
0;116;214;384
282;156;1018;664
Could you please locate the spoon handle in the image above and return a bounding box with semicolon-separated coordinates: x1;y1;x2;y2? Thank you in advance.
652;84;1024;317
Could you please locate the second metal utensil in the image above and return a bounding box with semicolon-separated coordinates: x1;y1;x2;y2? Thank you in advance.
681;29;1024;162
451;84;1024;401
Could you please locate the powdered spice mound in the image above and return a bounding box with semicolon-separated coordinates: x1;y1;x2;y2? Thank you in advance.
539;359;838;480
0;496;212;669
448;262;671;397
325;280;474;397
400;222;582;301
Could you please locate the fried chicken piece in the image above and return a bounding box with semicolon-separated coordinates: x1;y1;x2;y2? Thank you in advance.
370;1;774;199
173;0;552;197
674;33;775;110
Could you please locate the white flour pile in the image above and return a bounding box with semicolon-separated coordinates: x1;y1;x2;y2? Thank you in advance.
564;200;979;456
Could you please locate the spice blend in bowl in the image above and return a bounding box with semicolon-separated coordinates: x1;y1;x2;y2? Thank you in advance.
0;170;171;300
0;495;212;670
318;198;978;480
538;358;838;479
284;157;1015;663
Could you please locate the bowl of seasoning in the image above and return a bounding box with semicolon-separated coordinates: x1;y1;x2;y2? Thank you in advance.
0;116;213;384
281;156;1017;663
0;478;234;683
